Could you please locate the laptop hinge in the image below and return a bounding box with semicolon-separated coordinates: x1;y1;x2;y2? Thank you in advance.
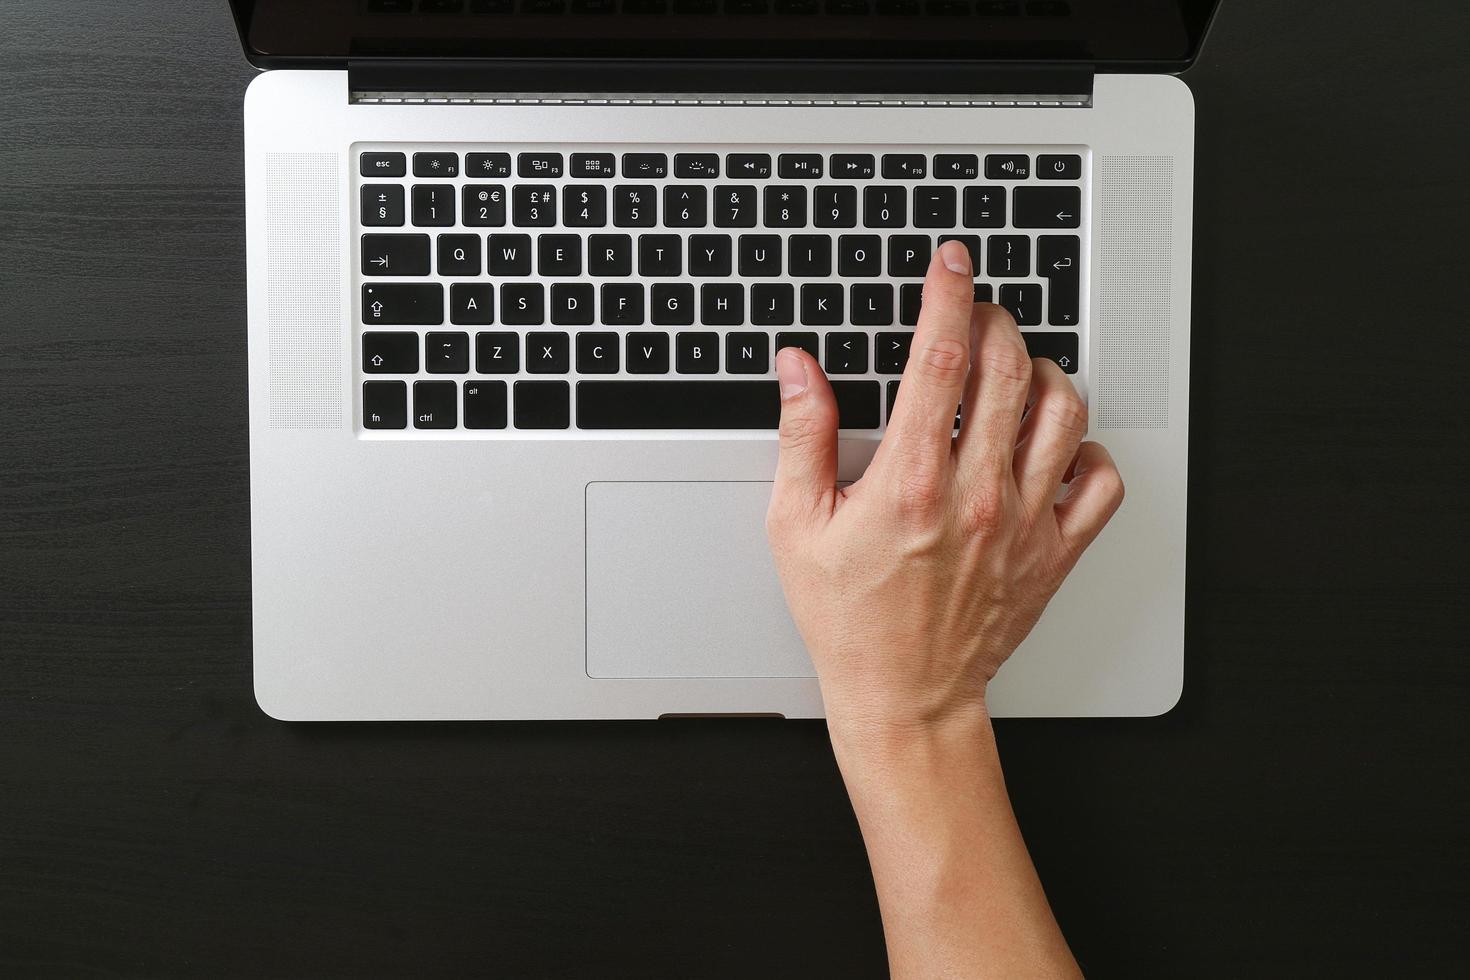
347;60;1094;107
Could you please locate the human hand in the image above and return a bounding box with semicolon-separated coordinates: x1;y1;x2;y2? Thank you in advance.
766;239;1124;740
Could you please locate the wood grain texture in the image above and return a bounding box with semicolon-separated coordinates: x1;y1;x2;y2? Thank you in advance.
1;1;1467;976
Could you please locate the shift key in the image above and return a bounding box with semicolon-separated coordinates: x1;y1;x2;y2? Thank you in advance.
362;283;444;325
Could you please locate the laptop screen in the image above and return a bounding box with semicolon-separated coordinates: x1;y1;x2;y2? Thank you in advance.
233;0;1217;69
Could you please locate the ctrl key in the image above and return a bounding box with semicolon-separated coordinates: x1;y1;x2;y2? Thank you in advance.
363;381;407;430
413;380;458;429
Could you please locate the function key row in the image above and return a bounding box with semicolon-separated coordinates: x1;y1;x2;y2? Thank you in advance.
361;182;1080;230
361;151;1082;182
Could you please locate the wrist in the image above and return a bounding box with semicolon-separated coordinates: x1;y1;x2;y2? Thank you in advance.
825;698;998;797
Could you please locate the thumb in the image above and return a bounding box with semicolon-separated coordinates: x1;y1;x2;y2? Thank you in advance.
770;346;840;528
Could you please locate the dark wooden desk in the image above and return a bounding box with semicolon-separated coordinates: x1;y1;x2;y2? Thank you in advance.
2;1;1466;975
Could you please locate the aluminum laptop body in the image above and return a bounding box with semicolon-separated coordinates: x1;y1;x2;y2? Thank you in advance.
235;1;1215;720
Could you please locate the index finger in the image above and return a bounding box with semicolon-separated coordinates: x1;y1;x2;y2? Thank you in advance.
873;240;976;476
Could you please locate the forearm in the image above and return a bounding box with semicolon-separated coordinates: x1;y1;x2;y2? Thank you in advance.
828;709;1081;980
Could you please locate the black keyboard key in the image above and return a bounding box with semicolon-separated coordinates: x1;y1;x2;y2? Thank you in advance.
463;184;507;226
763;186;807;227
974;283;994;303
864;186;906;227
466;152;511;178
778;154;823;179
726;332;769;373
413;380;458;428
363;380;407;429
831;154;876;179
362;332;419;373
424;331;470;373
788;235;832;277
588;234;632;276
664;186;708;228
626;332;671;373
1038;234;1081;326
413;152;458;178
998;283;1043;326
437;234;481;276
739;235;783;277
726;153;772;179
899;283;923;326
551;283;595;326
564;185;608;227
801;283;843;325
361;152;406;178
451;283;495;324
514;380;570;429
517;152;563;178
714;185;758;227
825;332;868;374
888;235;932;277
815;186;858;228
411;185;455;226
638;235;682;277
676;332;720;373
886;379;961;429
851;283;894;326
651;284;695;325
476;331;520;373
1021;332;1079;374
832;380;881;428
987;235;1030;277
752;283;795;326
881;154;926;179
775;331;819;359
933;154;979;179
487;234;533;276
502;284;546;325
1038;154;1082;180
622;153;668;179
513;185;557;226
1013;186;1081;229
938;234;982;272
539;235;582;276
570;152;616;178
361;233;430;276
875;332;913;373
614;185;657;227
913;186;957;228
985;153;1030;179
675;153;720;179
688;234;733;277
362;283;443;325
963;186;1006;227
576;331;620;373
601;284;645;325
700;283;744;325
574;380;880;429
463;380;508;430
361;185;405;226
838;234;882;277
526;331;570;373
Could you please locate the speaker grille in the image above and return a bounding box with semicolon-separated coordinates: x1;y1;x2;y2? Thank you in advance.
265;152;343;429
1095;155;1174;429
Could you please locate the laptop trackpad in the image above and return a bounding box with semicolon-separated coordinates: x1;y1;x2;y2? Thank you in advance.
585;481;815;679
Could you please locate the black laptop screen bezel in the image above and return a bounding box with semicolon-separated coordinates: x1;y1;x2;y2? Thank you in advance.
229;1;1219;75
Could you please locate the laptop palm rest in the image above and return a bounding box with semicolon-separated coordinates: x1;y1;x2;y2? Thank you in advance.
584;481;816;679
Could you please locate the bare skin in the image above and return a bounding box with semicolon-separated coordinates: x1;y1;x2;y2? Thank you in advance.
767;239;1124;979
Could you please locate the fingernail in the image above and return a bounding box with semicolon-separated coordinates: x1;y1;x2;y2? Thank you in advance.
940;239;971;276
776;349;808;400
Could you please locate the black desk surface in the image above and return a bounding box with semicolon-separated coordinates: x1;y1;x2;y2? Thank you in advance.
3;1;1467;976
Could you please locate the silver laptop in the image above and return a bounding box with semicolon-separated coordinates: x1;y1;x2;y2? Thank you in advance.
237;0;1212;720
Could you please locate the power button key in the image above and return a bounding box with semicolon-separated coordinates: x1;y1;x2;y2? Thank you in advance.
1038;154;1082;180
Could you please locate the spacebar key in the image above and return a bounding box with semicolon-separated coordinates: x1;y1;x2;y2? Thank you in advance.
576;380;880;429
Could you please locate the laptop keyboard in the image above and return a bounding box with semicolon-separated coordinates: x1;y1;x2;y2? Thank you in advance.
354;143;1086;434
